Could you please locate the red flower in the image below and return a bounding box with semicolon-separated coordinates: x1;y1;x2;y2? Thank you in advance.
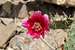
22;11;50;39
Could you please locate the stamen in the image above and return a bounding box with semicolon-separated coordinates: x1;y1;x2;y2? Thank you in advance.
32;22;42;32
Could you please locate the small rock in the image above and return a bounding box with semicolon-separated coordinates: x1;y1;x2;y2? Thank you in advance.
29;11;34;16
2;1;12;15
0;49;4;50
0;18;13;25
11;2;23;17
0;22;17;48
7;47;14;50
29;39;50;50
18;4;29;19
45;29;67;48
0;0;7;5
44;0;75;6
11;0;35;5
0;9;7;17
68;0;75;6
44;0;66;5
8;32;32;50
11;0;24;5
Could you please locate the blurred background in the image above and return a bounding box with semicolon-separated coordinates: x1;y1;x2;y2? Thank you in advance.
0;0;75;50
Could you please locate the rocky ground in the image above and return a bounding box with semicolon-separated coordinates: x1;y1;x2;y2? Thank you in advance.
0;0;75;50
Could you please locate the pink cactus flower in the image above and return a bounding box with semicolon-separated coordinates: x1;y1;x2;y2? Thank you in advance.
22;11;50;39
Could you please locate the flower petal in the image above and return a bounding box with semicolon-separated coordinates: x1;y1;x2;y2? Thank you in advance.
22;18;30;28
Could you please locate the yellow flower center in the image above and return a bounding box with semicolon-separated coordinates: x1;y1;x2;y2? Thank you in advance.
32;22;42;32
